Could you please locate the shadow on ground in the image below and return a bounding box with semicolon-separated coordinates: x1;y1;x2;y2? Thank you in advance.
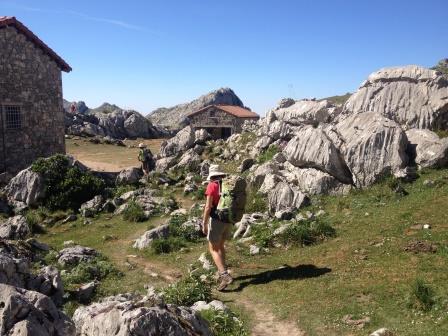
226;264;331;292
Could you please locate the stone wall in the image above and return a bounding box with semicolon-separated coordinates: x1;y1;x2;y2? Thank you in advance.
0;26;65;176
188;106;258;138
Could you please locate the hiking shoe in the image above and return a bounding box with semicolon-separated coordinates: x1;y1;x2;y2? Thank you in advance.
217;273;233;291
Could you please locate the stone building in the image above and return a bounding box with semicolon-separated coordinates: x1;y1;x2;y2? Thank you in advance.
187;105;259;139
0;17;71;178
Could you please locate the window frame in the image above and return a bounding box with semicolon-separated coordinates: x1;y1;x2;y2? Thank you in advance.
2;104;23;130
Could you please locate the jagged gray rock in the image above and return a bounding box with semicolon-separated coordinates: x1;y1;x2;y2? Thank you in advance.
0;284;75;336
133;224;170;249
159;126;195;158
116;167;143;185
80;195;104;218
148;87;244;129
406;129;448;168
336;112;409;187
343;65;448;130
57;245;98;267
73;293;212;336
5;168;45;206
28;266;64;306
174;149;201;172
283;126;353;184
268;181;309;214
0;215;30;240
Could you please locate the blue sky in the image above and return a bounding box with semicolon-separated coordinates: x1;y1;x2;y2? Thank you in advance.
1;0;447;115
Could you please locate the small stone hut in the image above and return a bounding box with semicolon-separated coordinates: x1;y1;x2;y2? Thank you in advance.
0;16;71;177
187;105;259;139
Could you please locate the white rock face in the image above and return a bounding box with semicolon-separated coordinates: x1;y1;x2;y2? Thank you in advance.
268;181;309;213
73;293;212;336
5;168;45;206
344;65;448;129
283;126;352;184
160;126;195;158
406;129;448;168
116;167;143;185
57;245;98;267
0;284;75;336
133;224;170;249
336;112;409;187
0;215;30;240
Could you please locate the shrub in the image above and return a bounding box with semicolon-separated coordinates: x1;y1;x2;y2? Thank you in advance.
162;273;212;306
151;237;186;254
245;189;268;213
193;185;206;201
257;145;279;164
25;211;45;234
31;155;105;211
169;214;201;243
113;184;136;197
200;309;248;336
122;200;146;222
409;279;435;312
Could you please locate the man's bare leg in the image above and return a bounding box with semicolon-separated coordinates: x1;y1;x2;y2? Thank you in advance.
209;241;226;273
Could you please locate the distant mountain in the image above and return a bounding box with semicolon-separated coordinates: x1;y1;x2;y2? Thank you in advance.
147;87;245;129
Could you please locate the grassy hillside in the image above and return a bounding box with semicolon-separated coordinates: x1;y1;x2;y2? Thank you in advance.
36;167;448;335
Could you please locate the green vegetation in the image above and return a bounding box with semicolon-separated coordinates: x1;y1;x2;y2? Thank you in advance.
200;309;248;336
25;211;46;233
161;272;212;306
113;184;136;197
320;92;352;105
151;237;186;254
31;154;105;211
122;200;146;222
244;188;268;213
431;58;448;75
408;279;436;312
257;145;279;164
435;129;448;138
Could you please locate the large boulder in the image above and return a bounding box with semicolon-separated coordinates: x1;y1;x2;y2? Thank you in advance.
0;215;30;240
406;129;448;168
174;149;202;172
160;126;195;158
116;167;143;185
336;112;409;187
283;126;353;184
72;293;212;336
343;65;448;130
0;284;75;336
28;266;64;307
268;181;309;214
225;175;247;222
80;195;104;217
123;112;151;138
57;245;98;267
5;168;45;206
0;252;29;288
133;224;170;250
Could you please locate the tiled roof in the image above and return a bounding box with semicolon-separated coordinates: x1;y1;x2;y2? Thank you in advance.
0;16;71;72
188;105;259;118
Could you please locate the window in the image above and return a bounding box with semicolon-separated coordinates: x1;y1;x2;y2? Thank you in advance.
4;105;22;130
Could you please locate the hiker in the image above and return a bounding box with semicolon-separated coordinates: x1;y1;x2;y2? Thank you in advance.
70;102;77;114
202;164;233;291
138;143;154;175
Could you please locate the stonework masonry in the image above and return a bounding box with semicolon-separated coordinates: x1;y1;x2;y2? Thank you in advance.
188;106;259;139
0;26;66;176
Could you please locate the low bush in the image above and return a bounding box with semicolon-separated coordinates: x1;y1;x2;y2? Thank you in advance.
161;273;212;306
122;200;146;222
25;211;46;234
169;214;201;243
151;237;186;254
113;184;136;197
200;309;248;336
257;144;279;164
31;155;105;211
408;279;435;312
245;189;268;213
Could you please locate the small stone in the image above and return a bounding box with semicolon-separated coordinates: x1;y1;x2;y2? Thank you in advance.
77;281;97;303
423;179;435;187
370;328;394;336
62;214;77;223
249;245;260;255
63;240;75;247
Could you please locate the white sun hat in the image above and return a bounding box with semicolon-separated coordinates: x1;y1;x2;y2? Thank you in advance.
138;143;146;148
207;164;227;180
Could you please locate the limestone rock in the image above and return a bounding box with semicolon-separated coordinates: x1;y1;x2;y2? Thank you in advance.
73;293;212;336
5;168;45;206
80;195;104;217
0;284;75;336
57;245;98;267
370;328;394;336
0;215;30;240
343;65;448;130
28;266;64;306
0;252;29;288
160;126;195;158
194;129;211;145
336;112;408;187
233;213;268;239
268;182;309;214
175;149;201;172
191;300;228;312
133;224;170;249
77;281;97;303
406;129;448;168
249;162;280;187
155;156;178;172
225;175;247;222
283;126;352;184
116;167;143;185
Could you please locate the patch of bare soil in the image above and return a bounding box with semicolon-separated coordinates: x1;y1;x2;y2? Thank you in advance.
237;297;306;336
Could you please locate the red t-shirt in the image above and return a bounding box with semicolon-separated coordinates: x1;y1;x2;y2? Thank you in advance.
205;181;220;207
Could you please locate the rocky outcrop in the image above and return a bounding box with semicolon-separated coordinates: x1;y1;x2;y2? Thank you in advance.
159;126;195;158
268;181;309;214
283;126;353;184
73;293;212;336
148;87;244;129
336;112;409;187
80;195;104;218
133;224;170;250
28;266;64;306
0;284;75;336
406;129;448;168
0;215;30;240
343;65;448;130
4;167;45;206
57;245;98;267
116;167;143;185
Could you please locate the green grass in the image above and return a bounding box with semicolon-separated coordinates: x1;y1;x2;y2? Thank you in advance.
257;145;279;164
320;92;352;105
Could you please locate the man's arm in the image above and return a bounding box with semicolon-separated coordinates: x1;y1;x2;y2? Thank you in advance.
202;195;213;235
